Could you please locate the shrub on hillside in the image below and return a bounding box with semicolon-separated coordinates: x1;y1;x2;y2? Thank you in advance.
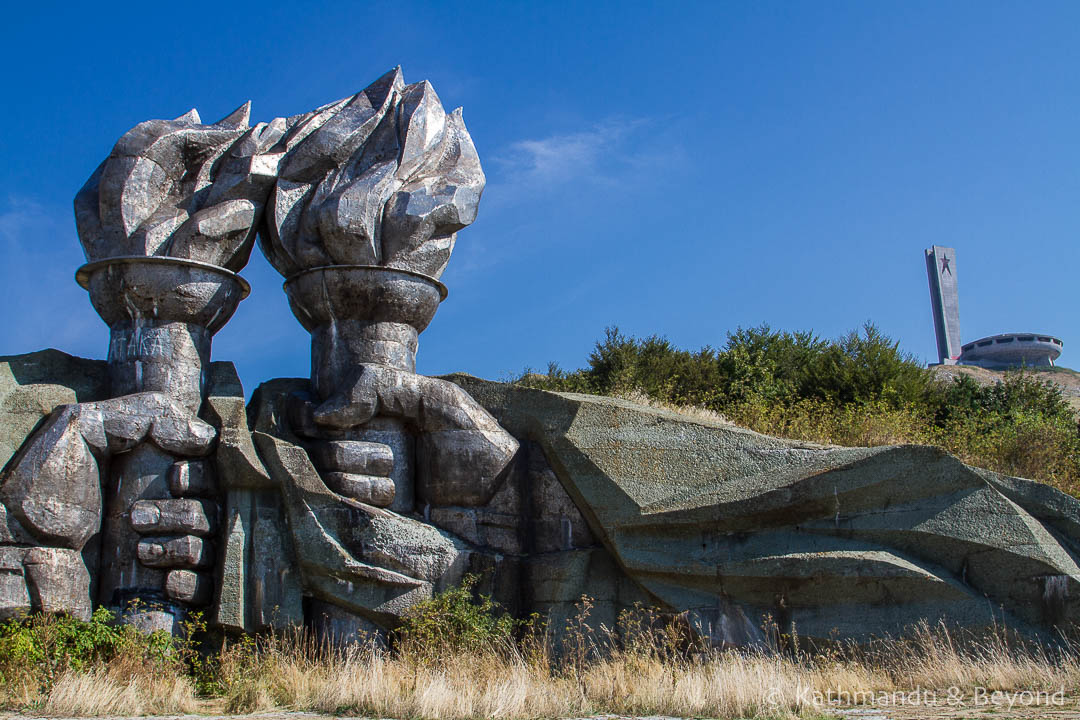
517;325;1080;496
521;323;934;410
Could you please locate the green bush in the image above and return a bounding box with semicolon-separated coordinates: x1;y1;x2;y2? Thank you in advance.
0;606;181;699
0;603;234;705
396;575;533;661
521;323;934;411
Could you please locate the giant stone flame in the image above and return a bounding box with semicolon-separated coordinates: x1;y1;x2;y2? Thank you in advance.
260;67;485;281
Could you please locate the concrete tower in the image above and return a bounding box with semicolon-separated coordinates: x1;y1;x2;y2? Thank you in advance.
925;245;962;365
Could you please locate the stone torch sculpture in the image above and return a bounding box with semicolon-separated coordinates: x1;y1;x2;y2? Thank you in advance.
260;68;518;519
2;69;520;635
66;104;283;630
9;69;1080;646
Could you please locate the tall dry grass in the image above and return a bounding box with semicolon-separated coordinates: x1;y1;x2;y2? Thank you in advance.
854;620;1080;693
206;626;1080;718
213;636;872;718
42;669;198;716
201;616;1080;720
6;609;1080;718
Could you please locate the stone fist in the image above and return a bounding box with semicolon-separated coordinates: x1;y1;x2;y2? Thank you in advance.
299;363;519;508
0;392;218;620
129;459;218;606
303;438;397;508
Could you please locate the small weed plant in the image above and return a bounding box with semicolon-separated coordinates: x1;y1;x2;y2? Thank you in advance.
396;574;536;661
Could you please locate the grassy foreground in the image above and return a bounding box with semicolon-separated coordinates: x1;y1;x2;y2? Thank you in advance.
2;588;1080;719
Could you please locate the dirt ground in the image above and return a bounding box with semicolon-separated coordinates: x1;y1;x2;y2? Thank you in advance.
832;699;1080;718
6;705;1080;720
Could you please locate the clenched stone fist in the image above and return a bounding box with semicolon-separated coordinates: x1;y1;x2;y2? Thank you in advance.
307;362;519;507
0;392;219;621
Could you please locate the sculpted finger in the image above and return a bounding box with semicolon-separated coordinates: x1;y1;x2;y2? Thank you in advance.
91;396;156;453
312;394;375;429
130;499;215;537
151;413;216;456
87;393;216;456
309;440;393;477
312;366;379;429
322;472;395;507
136;536;213;569
168;460;217;497
164;569;213;606
411;375;506;433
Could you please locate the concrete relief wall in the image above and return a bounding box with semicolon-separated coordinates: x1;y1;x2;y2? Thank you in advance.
2;70;1080;647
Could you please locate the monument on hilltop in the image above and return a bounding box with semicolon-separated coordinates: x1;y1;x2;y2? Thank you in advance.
926;245;1063;368
2;71;1080;647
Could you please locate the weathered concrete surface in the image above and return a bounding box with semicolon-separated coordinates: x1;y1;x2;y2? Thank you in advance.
245;377;609;635
0;352;262;626
0;354;102;617
74;102;281;269
447;374;1080;643
72;98;276;631
201;365;302;633
0;546;91;620
252;426;470;628
0;350;109;470
260;67;484;281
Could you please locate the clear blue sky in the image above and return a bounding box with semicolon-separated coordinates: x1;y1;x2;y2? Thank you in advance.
3;1;1079;394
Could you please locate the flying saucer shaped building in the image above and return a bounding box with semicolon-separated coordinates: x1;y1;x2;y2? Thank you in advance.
925;245;1062;368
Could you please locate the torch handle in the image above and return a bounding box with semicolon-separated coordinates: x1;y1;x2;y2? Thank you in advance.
97;443;177;630
311;321;419;514
97;322;211;632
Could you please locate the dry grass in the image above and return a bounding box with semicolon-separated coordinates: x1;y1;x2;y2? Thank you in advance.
197;621;1080;720
2;649;199;716
42;669;198;716
614;388;734;427
7;613;1080;719
216;642;871;719
204;627;1080;719
863;621;1080;693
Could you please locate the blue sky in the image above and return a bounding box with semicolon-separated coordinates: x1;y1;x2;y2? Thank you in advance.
3;1;1079;394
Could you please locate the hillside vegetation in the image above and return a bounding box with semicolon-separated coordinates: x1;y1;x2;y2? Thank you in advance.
516;325;1080;498
932;363;1080;414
